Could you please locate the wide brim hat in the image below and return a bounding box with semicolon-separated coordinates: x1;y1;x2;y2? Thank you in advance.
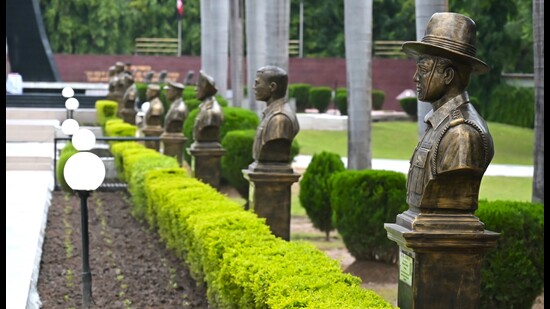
166;80;184;91
402;12;490;75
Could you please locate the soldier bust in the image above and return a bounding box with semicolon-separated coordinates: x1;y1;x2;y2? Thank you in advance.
144;84;165;129
400;12;494;230
192;70;224;146
163;80;188;134
250;65;300;172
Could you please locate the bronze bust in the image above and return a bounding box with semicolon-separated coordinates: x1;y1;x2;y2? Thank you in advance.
250;65;300;172
163;80;188;133
144;84;165;129
192;70;224;146
401;12;494;225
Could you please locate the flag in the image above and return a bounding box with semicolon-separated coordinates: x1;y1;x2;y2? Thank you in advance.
176;0;184;20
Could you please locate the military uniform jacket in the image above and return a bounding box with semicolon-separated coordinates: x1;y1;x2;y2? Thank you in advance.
406;92;494;211
164;99;188;133
193;97;223;143
253;98;300;163
144;97;165;128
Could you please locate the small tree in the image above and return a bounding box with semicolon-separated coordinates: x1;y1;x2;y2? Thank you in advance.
299;151;345;240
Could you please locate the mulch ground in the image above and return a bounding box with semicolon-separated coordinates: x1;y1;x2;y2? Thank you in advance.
37;190;208;308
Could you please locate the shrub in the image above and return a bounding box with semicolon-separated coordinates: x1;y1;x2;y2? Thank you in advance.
221;129;256;204
330;170;407;263
334;88;348;115
288;83;311;112
56;142;78;193
95;100;119;128
309;86;333;113
487;84;534;128
372;89;385;110
399;97;417;121
299;151;345;240
476;200;544;309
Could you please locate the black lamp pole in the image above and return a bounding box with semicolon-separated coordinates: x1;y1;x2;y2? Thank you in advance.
77;190;93;308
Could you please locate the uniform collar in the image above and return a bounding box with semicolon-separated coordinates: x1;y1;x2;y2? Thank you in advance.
424;92;469;128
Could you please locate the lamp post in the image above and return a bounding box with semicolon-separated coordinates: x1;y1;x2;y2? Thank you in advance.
63;128;106;308
65;97;79;120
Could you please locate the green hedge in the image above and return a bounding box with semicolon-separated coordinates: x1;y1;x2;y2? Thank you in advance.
299;151;345;239
487;84;535;128
330;169;408;264
334;88;348;115
288;83;311;112
95;100;119;129
372;89;385;111
399;97;417;121
477;200;544;308
56;142;78;193
309;86;333;113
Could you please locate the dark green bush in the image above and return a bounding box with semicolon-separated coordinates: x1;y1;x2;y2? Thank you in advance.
289;83;311;112
221;129;256;203
299;151;345;240
334;88;348;115
183;86;197;100
399;97;417;121
487;84;534;128
476;200;544;309
372;89;385;111
309;86;332;113
184;98;202;112
330;170;407;263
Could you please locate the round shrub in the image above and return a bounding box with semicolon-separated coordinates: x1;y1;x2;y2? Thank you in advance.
221;129;256;202
399;97;417;121
330;170;407;264
334;89;348;115
372;89;385;111
299;151;345;240
309;86;332;113
289;83;311;112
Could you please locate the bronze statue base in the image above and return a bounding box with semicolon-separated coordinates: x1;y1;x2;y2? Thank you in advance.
384;218;499;309
242;168;301;241
188;143;226;190
160;133;187;166
141;126;164;151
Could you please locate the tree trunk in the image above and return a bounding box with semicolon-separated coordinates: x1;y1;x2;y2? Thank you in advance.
414;0;448;139
229;0;244;107
344;0;372;170
200;0;229;98
532;0;544;204
245;0;266;115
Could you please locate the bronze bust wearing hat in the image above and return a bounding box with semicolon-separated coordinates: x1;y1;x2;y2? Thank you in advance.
192;70;224;147
144;84;165;129
163;80;188;133
401;12;494;227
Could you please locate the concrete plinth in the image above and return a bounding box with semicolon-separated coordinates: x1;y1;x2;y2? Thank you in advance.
242;167;301;241
385;215;499;309
141;126;163;151
188;142;226;190
160;133;187;166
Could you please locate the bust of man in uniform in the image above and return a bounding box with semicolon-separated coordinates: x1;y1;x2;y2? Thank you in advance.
144;84;165;129
400;12;494;230
192;70;224;146
163;80;188;134
250;65;300;172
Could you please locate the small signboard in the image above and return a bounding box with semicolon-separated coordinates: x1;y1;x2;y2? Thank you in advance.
400;250;413;286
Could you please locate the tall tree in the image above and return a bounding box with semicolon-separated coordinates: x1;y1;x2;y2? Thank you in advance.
414;0;448;138
532;0;544;204
245;0;267;115
229;0;244;107
344;0;373;170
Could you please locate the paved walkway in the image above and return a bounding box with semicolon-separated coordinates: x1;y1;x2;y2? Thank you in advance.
5;142;534;309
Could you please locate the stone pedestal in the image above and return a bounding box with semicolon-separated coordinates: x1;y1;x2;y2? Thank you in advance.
141;126;163;151
160;132;187;166
188;142;226;190
242;163;301;241
384;213;499;309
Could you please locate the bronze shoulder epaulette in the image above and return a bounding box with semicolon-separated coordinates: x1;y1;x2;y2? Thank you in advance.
449;109;464;126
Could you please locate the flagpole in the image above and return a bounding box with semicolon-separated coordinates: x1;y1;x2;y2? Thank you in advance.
178;19;182;56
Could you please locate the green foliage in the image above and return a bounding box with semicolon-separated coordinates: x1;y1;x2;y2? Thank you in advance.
104;120;137;137
184;98;202;112
487;84;535;128
95;100;119;128
183;86;197;100
56;142;78;193
476;200;544;309
220;130;256;201
399;97;417;120
288;83;311;112
299;151;345;239
308;86;332;113
109;142;146;180
330;170;407;263
334;88;348;115
372;89;385;111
